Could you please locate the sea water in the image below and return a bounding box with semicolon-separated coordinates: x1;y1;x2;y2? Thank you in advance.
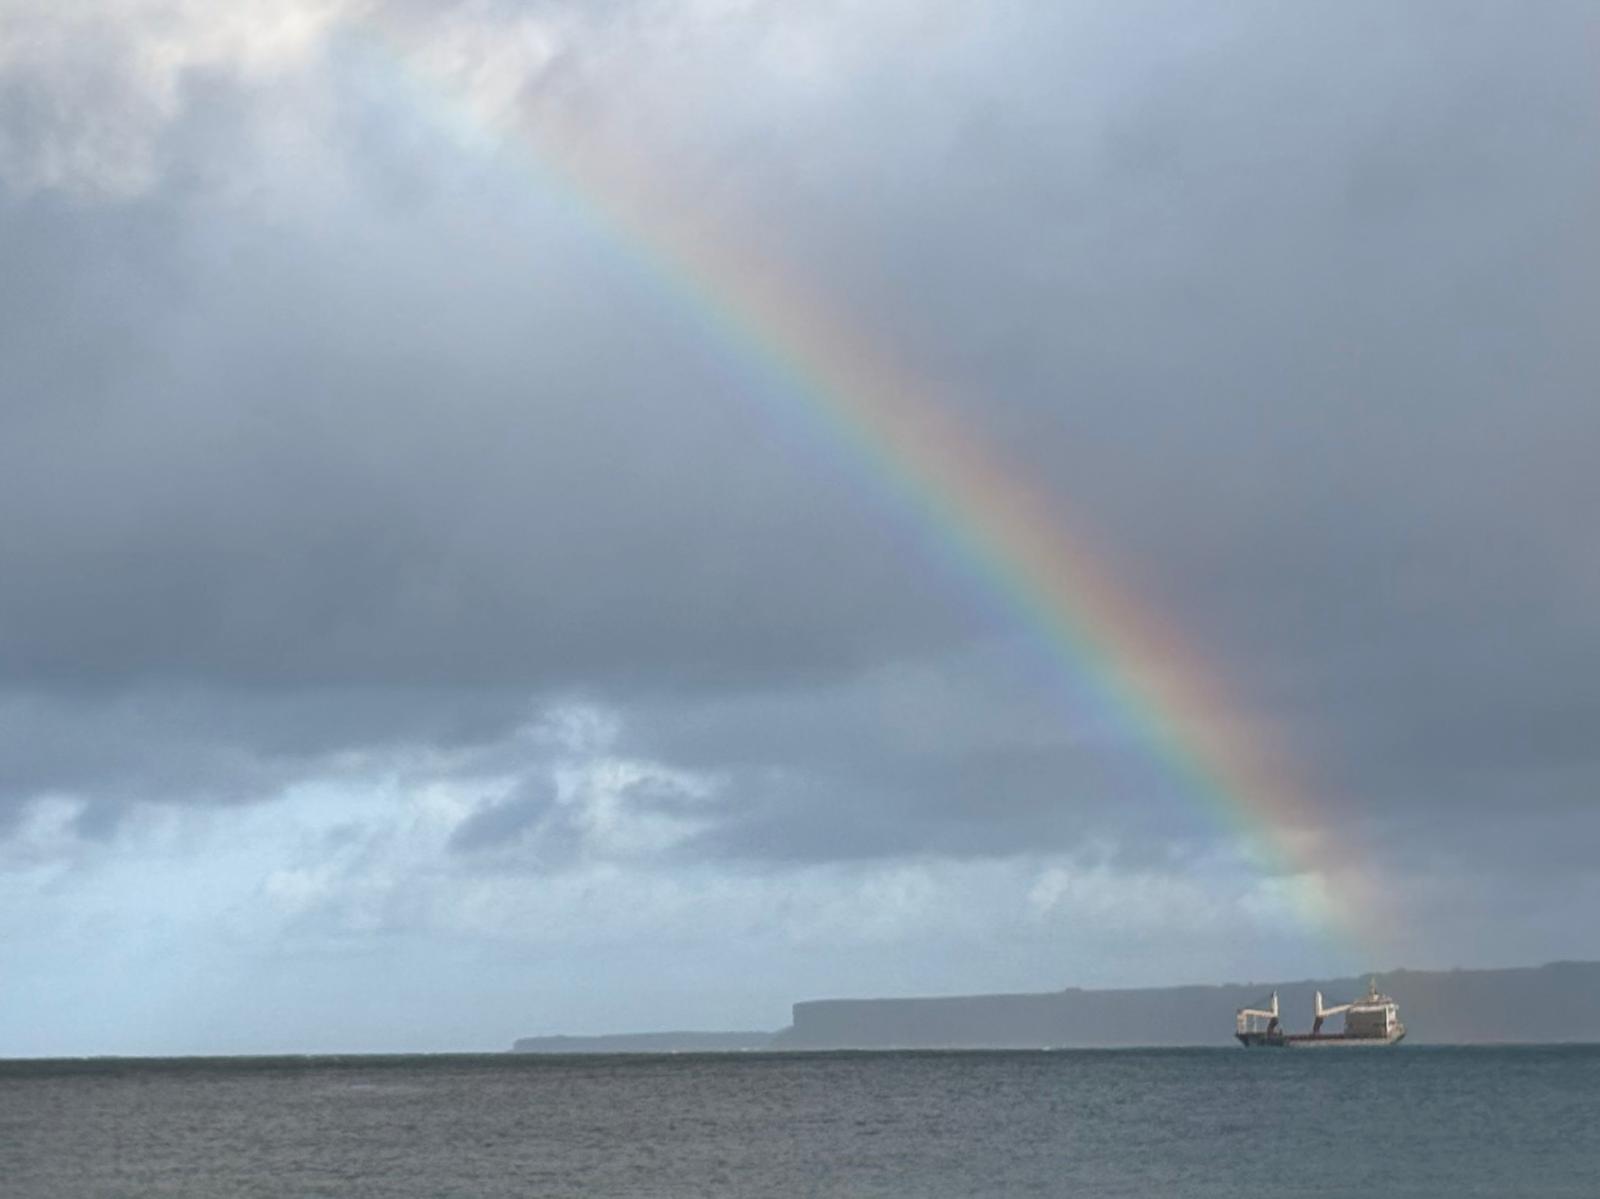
3;1046;1596;1197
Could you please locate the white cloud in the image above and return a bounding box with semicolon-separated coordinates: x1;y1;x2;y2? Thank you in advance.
0;0;969;222
0;0;349;194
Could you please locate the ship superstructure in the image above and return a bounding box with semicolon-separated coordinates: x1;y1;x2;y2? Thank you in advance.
1235;979;1405;1047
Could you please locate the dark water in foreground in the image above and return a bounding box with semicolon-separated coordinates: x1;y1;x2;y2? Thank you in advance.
3;1046;1597;1197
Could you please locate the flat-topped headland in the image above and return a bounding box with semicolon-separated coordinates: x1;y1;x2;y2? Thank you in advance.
512;960;1600;1052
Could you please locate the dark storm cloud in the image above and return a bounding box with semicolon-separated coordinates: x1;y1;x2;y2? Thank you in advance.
448;783;552;853
587;639;1214;869
0;684;534;817
0;181;969;698
0;0;1596;890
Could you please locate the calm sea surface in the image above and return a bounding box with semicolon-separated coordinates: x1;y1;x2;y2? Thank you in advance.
2;1046;1596;1197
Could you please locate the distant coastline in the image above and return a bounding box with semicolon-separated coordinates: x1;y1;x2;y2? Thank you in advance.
512;960;1600;1052
511;1031;775;1054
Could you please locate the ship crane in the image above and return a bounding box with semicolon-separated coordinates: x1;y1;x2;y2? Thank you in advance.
1312;992;1352;1035
1235;991;1280;1038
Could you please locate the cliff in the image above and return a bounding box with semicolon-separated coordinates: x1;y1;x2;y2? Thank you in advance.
508;961;1600;1051
770;960;1600;1049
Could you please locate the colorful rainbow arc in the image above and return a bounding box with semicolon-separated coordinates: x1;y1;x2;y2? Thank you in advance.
361;28;1372;952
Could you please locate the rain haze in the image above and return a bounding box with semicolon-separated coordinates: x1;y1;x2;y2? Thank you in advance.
2;0;1597;1056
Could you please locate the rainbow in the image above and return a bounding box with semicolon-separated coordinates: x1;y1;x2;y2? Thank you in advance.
355;23;1372;950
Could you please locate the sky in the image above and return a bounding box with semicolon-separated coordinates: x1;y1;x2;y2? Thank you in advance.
1;0;1597;1056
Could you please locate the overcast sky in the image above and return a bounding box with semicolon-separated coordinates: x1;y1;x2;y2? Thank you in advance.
2;0;1597;1055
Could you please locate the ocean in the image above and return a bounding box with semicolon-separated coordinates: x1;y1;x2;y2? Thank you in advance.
3;1046;1596;1197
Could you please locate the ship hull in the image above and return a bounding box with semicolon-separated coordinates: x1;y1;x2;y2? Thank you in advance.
1236;1032;1290;1047
1236;1029;1406;1048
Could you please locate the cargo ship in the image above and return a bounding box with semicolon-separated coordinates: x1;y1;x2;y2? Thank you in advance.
1235;978;1405;1046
